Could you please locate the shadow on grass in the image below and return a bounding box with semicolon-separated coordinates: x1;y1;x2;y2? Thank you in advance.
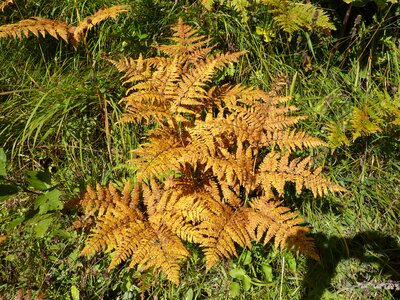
302;231;400;299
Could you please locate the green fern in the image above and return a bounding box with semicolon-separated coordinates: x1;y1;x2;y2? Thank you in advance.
262;0;335;35
202;0;335;35
326;90;400;150
202;0;253;21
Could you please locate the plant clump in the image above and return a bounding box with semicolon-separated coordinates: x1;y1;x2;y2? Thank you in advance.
80;18;345;284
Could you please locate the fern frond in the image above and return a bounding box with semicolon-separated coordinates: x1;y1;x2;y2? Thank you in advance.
80;181;190;284
121;57;193;123
0;0;13;12
80;193;139;256
380;95;400;126
107;54;158;79
199;205;253;271
0;17;70;42
267;129;327;152
248;196;319;260
150;210;201;243
351;105;383;141
262;0;335;34
325;120;350;151
158;18;210;58
161;172;223;222
142;172;222;244
207;144;257;193
127;222;190;284
172;60;216;115
182;45;216;72
73;5;130;45
207;51;247;71
81;182;141;218
257;152;346;197
130;133;186;182
107;56;136;72
122;96;170;124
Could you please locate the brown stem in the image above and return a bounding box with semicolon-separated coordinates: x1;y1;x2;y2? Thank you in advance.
332;3;353;54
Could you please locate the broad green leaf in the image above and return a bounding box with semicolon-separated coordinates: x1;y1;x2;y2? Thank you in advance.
185;288;194;300
0;148;6;177
321;289;347;300
241;250;252;265
229;282;241;298
71;285;80;300
287;256;297;273
229;267;246;279
53;229;70;239
0;184;18;201
6;216;25;231
26;170;52;191
34;216;53;237
34;189;63;214
242;274;252;291
261;263;273;282
48;255;59;262
123;278;132;292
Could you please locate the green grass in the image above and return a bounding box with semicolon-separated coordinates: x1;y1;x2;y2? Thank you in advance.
1;0;400;299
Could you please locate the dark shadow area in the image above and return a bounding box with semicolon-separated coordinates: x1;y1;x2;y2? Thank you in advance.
302;231;400;299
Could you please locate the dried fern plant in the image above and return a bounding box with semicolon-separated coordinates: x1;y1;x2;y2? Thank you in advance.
0;0;13;12
0;4;129;47
80;18;345;284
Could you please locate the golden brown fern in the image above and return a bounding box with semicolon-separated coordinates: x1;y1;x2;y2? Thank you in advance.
0;0;13;12
0;5;129;47
1;289;45;300
81;18;345;284
81;181;190;284
0;18;70;42
71;5;130;47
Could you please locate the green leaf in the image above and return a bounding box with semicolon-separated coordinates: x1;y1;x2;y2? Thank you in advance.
34;189;63;214
26;170;52;191
242;274;252;291
6;216;25;231
0;148;6;177
229;267;246;279
5;254;16;261
48;255;59;262
71;285;80;300
138;33;149;40
185;288;194;300
241;250;252;265
53;229;71;239
69;248;80;262
0;184;18;201
287;255;297;273
261;263;273;282
229;282;241;298
123;278;132;292
34;216;53;237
